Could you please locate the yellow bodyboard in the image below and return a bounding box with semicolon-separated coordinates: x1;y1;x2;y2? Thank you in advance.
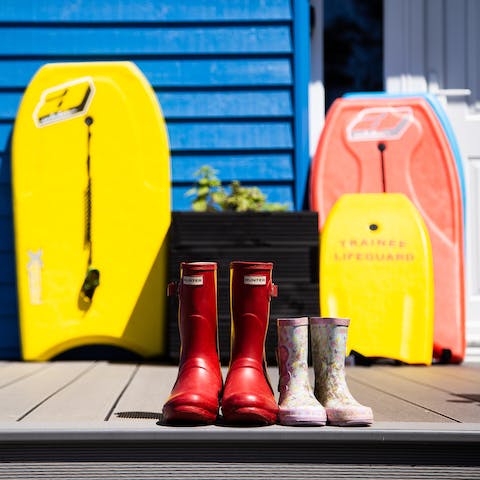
320;193;434;365
12;61;171;360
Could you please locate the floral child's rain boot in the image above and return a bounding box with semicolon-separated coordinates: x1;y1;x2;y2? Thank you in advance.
277;317;326;426
310;317;373;426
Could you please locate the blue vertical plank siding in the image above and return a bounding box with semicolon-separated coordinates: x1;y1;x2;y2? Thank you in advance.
0;0;310;358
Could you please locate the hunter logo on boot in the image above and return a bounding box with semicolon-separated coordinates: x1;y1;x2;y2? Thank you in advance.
183;275;204;286
244;275;267;286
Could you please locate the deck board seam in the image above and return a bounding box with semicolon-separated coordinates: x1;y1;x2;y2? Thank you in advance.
16;362;97;422
347;376;462;423
429;367;480;384
0;364;51;390
375;366;479;396
104;364;140;422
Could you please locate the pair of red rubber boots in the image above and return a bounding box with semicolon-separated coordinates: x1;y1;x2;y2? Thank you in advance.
162;261;278;425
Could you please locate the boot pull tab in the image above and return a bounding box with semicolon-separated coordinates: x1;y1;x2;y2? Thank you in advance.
270;282;278;298
167;281;178;297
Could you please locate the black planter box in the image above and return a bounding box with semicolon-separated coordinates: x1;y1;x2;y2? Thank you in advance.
167;211;320;364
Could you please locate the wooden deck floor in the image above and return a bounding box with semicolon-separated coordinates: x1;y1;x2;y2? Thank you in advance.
0;361;479;479
0;361;478;429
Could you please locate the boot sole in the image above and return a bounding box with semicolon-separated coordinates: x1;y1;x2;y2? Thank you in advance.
222;406;277;426
328;418;373;427
325;407;374;427
278;412;327;427
163;405;218;425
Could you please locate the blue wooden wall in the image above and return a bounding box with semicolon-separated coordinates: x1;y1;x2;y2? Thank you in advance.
0;0;310;358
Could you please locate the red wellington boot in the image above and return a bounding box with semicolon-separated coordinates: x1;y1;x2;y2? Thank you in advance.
221;261;279;425
162;262;223;424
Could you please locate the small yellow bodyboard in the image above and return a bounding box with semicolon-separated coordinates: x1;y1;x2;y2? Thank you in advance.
320;193;434;365
12;62;171;360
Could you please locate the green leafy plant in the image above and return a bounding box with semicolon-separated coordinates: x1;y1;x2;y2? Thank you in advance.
186;166;289;212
